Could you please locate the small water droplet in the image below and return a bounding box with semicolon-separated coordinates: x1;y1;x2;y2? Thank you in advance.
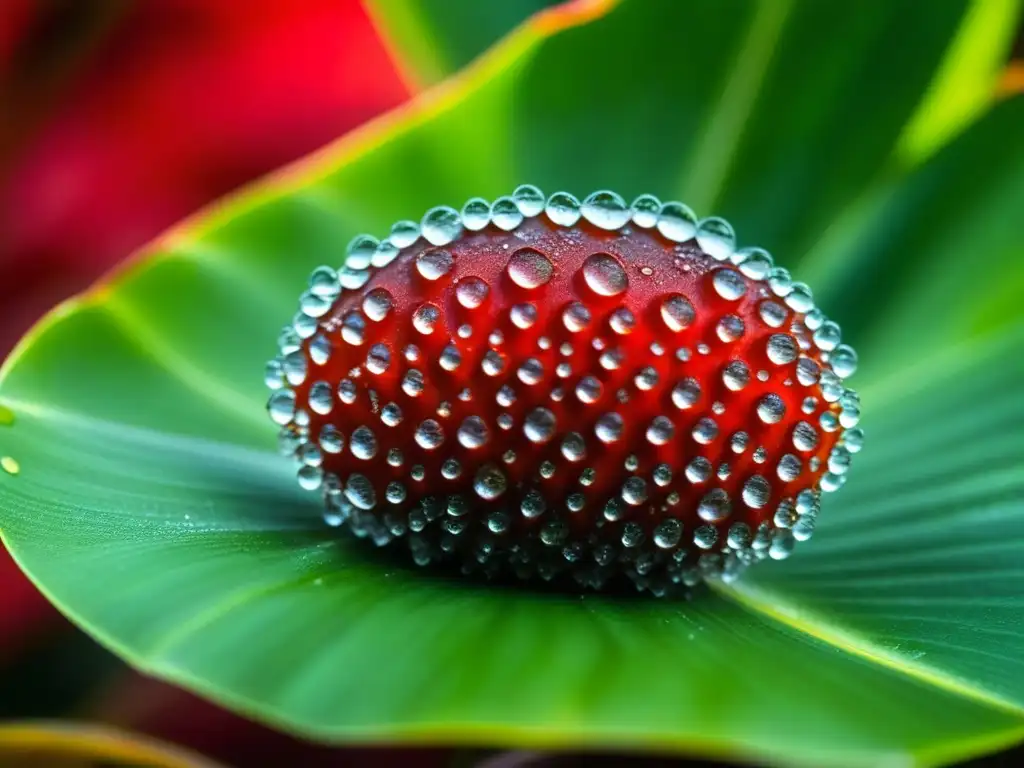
545;191;582;226
456;277;489;309
767;333;798;365
656;201;697;242
416;249;454;281
660;294;695;331
415;419;445;450
461;197;491;231
523;407;557;444
1;456;20;475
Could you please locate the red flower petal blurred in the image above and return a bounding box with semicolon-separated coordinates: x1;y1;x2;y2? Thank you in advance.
0;0;409;355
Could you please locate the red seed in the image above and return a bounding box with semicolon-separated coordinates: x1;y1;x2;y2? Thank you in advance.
267;189;862;595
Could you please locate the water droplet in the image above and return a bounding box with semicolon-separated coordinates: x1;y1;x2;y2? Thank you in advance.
545;191;582;226
777;453;802;482
742;475;771;508
507;248;554;289
670;378;701;409
308;381;334;415
456;415;489;449
646;416;674;445
813;321;842;351
381;402;403;427
491;196;524;230
785;282;814;313
345;474;376;510
402;369;425;397
562;302;591;332
684;456;712;484
656;201;697;242
350;426;378;460
482;350;505;376
461;197;491;231
574;375;603;404
692;417;719;444
630;193;661;228
438;344;462;371
621;521;645;548
513;184;545;216
523;407;556;443
734;247;772;279
609;307;635;335
346;234;379;270
561;432;587;462
365;343;391;375
634;366;659;391
766;333;798;365
722;360;750;391
415;419;445;450
341;311;366;346
696;217;736;260
716;314;745;342
386;481;407;504
421;206;463;246
337;378;358;404
595;412;624;443
698;488;731;522
267;390;296;425
510;303;538;329
456;277;489;309
474;464;507;500
830;344;858;378
581;253;628;296
757;393;786;424
412;303;441;335
712;268;746;300
416;249;454;281
517;358;544;386
581;190;630;230
660;294;695;331
1;456;20;476
694;525;718;550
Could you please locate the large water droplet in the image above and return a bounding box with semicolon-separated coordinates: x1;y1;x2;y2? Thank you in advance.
421;206;463;246
581;253;628;296
766;333;798;365
461;197;491;231
545;191;581;227
696;217;736;260
757;393;786;424
698;488;731;522
350;426;378;460
660;294;695;331
513;184;545;216
507;248;554;289
656;201;697;242
415;419;445;450
630;194;661;228
523;407;556;443
474;464;507;500
742;475;771;508
581;190;629;230
491;196;524;231
594;412;624;443
712;268;746;300
455;276;490;309
458;416;490;449
346;235;379;270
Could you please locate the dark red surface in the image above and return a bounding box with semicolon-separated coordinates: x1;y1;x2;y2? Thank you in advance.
298;217;840;546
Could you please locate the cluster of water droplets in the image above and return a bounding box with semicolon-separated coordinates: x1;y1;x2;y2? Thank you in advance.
265;185;863;596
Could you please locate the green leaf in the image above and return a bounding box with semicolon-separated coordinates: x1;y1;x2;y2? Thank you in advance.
365;0;561;88
2;0;1023;765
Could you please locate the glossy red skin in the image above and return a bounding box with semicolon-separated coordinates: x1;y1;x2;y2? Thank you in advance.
297;217;841;543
